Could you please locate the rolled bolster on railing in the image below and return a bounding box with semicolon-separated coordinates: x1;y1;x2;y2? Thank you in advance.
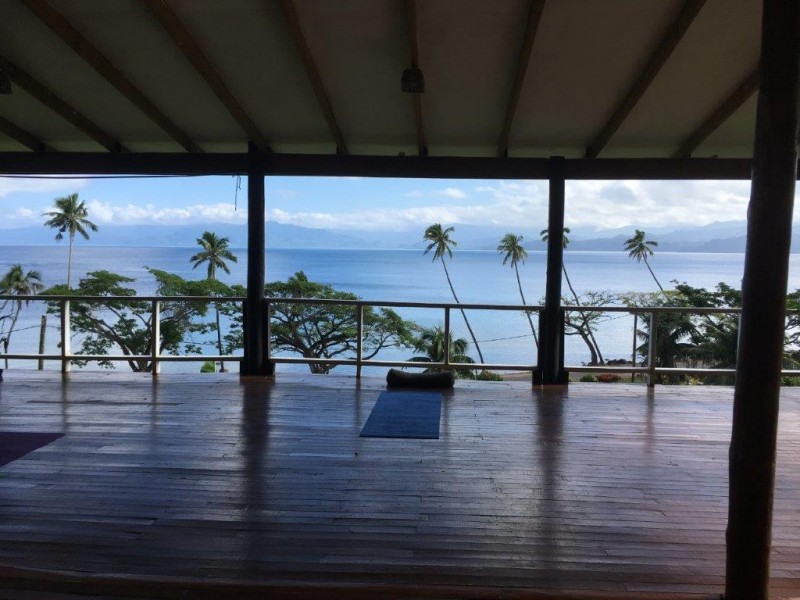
386;368;455;389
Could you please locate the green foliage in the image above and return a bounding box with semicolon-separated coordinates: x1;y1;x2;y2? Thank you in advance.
229;271;419;374
409;325;476;379
475;370;502;381
42;193;98;288
200;360;217;373
42;269;218;372
579;374;597;382
0;264;44;364
190;231;238;280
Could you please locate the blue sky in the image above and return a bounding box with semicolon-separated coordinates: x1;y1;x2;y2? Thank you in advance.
0;175;763;232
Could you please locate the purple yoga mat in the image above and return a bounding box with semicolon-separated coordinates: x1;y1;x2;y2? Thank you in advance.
0;432;64;466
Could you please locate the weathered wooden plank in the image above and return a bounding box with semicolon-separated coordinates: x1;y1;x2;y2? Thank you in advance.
0;370;797;598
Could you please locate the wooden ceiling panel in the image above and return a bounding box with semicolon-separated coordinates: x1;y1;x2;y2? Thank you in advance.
417;0;531;152
693;93;758;158
611;0;761;156
0;0;765;158
290;0;415;151
0;0;168;150
165;0;332;152
510;0;678;156
0;81;107;152
44;0;241;147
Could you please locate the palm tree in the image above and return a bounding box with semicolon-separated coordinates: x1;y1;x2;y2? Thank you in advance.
42;193;98;289
497;233;538;348
0;264;43;369
423;224;485;363
541;227;604;364
624;229;664;292
409;326;476;379
190;231;238;372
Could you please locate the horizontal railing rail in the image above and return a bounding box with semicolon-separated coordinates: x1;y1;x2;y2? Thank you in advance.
262;297;541;377
2;294;800;384
561;305;800;385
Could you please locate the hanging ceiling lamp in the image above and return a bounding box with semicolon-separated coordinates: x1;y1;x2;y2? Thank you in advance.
401;65;424;93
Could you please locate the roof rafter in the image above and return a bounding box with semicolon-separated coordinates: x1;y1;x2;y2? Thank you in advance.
0;116;51;152
405;0;427;156
0;54;126;153
497;0;546;158
585;0;706;158
142;0;270;152
20;0;202;153
276;0;348;155
674;69;760;158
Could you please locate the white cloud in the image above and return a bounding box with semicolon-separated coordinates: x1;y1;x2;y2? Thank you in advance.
441;187;466;199
0;176;88;198
85;200;246;226
263;180;761;232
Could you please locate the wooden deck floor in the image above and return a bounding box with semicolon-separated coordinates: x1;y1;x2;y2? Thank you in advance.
0;371;799;599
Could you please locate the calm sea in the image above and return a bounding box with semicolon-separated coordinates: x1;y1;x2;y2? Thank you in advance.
2;245;798;374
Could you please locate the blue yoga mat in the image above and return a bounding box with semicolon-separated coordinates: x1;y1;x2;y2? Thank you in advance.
360;391;441;439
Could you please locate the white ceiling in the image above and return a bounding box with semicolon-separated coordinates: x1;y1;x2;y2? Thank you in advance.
0;0;762;157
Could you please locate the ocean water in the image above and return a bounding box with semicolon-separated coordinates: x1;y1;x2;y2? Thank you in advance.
1;245;797;374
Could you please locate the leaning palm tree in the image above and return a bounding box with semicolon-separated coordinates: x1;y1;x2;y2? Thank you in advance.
409;326;476;379
624;229;664;292
541;227;604;364
42;193;98;288
497;233;538;348
423;224;485;364
190;231;238;372
0;264;44;369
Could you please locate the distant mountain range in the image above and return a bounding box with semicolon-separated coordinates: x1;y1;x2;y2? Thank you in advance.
0;219;792;253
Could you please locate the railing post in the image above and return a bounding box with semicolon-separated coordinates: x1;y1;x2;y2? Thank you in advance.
60;299;71;373
151;300;161;375
38;314;46;370
631;311;639;382
443;307;451;369
647;311;658;387
356;303;364;378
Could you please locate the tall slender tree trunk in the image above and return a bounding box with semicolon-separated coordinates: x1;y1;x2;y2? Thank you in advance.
514;264;538;348
644;256;665;292
4;304;21;369
563;266;604;364
440;258;485;364
67;233;74;289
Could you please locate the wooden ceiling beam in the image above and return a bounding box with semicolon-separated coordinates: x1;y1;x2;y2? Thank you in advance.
142;0;270;152
405;0;427;156
674;69;760;158
0;54;126;153
497;0;546;158
276;0;348;155
0;116;51;152
20;0;202;153
585;0;706;158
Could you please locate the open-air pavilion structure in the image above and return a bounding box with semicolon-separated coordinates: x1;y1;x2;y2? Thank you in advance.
0;1;798;598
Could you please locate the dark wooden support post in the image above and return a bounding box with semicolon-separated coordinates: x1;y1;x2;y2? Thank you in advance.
241;143;274;376
725;1;799;598
539;157;569;385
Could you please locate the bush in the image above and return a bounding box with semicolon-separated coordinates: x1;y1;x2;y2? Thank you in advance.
476;370;503;381
782;376;800;387
579;374;597;382
200;360;216;373
596;373;621;383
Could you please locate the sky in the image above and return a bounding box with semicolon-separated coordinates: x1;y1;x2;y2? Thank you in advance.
0;174;774;233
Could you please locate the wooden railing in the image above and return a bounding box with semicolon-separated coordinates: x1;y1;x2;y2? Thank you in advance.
2;294;800;385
